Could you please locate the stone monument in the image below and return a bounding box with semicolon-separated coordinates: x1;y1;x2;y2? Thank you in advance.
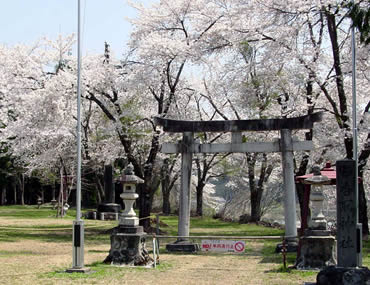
97;164;121;220
316;160;370;284
104;164;152;266
296;166;336;269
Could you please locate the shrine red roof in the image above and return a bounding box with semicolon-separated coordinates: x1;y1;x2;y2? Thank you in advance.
295;163;336;184
295;162;361;184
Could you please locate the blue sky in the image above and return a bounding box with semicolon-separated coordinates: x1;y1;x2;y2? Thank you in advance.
0;0;153;56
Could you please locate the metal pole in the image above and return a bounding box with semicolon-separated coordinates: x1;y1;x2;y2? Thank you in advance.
68;0;87;272
351;0;358;224
76;0;82;224
351;1;361;266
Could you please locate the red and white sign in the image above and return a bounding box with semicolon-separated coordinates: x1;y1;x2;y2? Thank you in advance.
201;240;246;253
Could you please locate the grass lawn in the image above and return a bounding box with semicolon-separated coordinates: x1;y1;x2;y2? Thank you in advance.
0;205;368;285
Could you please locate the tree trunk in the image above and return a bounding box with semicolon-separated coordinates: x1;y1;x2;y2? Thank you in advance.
247;153;258;222
250;189;261;222
162;189;171;216
95;174;104;205
296;73;315;221
1;185;6;205
13;177;17;205
359;180;369;238
196;184;204;217
327;11;369;237
161;159;171;215
358;132;370;237
138;184;154;230
20;175;25;206
41;187;44;204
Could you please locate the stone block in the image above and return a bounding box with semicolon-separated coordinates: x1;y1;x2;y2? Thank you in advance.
316;266;370;285
119;216;139;226
166;240;200;253
296;235;336;270
99;212;119;221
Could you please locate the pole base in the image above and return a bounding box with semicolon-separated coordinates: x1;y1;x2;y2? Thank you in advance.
66;267;91;273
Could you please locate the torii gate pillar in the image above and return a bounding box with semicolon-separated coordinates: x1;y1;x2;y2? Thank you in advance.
166;132;200;252
280;129;298;242
178;132;193;239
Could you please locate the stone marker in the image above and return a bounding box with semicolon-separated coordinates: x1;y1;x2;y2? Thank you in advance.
97;164;121;220
315;159;369;285
336;159;359;267
104;164;115;203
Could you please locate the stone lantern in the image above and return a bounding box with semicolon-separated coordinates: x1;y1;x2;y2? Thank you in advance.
104;164;152;266
296;165;336;270
304;166;331;230
119;164;143;227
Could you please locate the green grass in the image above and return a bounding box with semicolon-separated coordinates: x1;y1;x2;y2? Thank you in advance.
363;239;370;267
0;205;76;219
158;215;284;237
0;205;115;243
1;205;369;284
41;261;172;281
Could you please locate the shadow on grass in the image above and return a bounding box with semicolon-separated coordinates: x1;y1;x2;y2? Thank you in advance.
264;265;317;278
0;228;110;244
259;240;296;265
41;260;172;282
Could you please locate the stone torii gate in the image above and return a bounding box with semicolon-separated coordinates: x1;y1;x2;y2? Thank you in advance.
155;112;323;251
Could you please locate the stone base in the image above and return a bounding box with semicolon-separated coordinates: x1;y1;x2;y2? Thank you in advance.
119;216;139;226
316;266;370;285
166;240;200;253
97;203;121;213
296;231;336;270
65;267;91;273
275;241;298;253
104;226;153;266
99;212;119;221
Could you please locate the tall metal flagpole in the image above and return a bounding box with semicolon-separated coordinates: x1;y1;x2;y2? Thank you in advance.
351;0;362;267
351;0;359;225
68;0;88;273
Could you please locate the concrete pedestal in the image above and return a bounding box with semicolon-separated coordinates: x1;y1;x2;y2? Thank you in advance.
166;240;200;253
296;230;336;270
104;226;152;266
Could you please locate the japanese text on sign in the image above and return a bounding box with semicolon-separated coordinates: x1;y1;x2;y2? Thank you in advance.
201;240;245;253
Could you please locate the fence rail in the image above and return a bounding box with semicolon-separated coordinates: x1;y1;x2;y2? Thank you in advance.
152;235;298;240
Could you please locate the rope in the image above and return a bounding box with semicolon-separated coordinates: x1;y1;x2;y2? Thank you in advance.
139;215;156;221
152;235;298;240
0;224;111;231
0;215;155;231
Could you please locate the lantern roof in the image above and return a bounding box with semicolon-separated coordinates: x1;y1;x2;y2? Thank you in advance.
119;163;144;184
